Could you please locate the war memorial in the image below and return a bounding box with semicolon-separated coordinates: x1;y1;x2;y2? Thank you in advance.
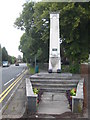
1;11;88;119
26;12;88;118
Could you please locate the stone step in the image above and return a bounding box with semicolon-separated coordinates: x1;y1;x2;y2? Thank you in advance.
32;83;77;88
30;77;81;80
31;72;73;77
35;87;73;92
30;72;81;92
30;73;81;80
31;79;79;84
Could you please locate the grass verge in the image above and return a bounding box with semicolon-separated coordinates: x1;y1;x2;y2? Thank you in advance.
27;63;35;74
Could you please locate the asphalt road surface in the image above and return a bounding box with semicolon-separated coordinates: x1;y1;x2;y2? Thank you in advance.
0;63;27;111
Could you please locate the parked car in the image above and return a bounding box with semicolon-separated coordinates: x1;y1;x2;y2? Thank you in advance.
15;62;19;66
2;61;9;67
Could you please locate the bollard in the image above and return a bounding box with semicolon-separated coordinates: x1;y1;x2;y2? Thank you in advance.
35;65;39;73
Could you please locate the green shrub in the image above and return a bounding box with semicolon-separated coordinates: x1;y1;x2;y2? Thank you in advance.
69;63;80;74
33;88;39;94
70;88;76;96
61;65;70;72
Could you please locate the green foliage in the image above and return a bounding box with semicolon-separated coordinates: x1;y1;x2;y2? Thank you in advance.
69;62;80;73
2;47;8;61
27;63;35;74
8;55;12;63
70;88;76;96
7;55;16;64
1;46;16;64
33;88;39;94
61;65;70;73
30;66;35;74
14;2;89;69
60;3;89;64
11;56;16;64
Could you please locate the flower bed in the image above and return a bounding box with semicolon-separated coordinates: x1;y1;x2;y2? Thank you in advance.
66;88;76;110
33;88;43;105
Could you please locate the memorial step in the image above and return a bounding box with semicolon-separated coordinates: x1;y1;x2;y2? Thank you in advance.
30;76;81;81
32;83;77;92
30;73;81;80
31;79;79;84
30;72;81;92
32;83;77;88
37;87;74;92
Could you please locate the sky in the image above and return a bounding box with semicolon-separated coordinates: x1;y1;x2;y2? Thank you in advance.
0;0;26;58
0;0;42;58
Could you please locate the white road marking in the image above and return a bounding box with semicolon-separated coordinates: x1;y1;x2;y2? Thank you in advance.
16;73;21;77
22;69;25;73
4;78;14;86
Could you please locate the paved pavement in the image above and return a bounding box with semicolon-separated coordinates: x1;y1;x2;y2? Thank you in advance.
2;77;26;119
37;92;71;114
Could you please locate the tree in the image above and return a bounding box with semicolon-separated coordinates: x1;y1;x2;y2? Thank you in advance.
1;46;16;64
11;56;16;64
15;2;49;63
14;2;89;71
8;55;16;64
60;3;89;64
2;47;8;61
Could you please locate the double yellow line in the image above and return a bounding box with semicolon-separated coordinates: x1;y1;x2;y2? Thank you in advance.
0;70;27;103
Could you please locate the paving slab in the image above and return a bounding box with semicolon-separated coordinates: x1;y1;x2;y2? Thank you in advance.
2;79;26;119
37;92;71;115
31;72;82;81
31;72;73;79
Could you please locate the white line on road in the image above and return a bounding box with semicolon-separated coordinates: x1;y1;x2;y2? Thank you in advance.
22;69;25;73
16;73;21;77
4;78;14;86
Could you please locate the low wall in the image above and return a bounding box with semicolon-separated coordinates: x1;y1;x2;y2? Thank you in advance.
26;78;37;113
72;79;84;113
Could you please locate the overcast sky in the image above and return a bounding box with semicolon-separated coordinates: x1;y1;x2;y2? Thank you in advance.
0;0;26;58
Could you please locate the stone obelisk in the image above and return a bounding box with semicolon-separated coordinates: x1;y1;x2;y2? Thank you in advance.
48;12;61;73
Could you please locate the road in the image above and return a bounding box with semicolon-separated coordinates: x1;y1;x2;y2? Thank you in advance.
0;63;27;111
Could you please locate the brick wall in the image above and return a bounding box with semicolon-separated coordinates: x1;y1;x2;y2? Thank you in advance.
80;63;89;108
